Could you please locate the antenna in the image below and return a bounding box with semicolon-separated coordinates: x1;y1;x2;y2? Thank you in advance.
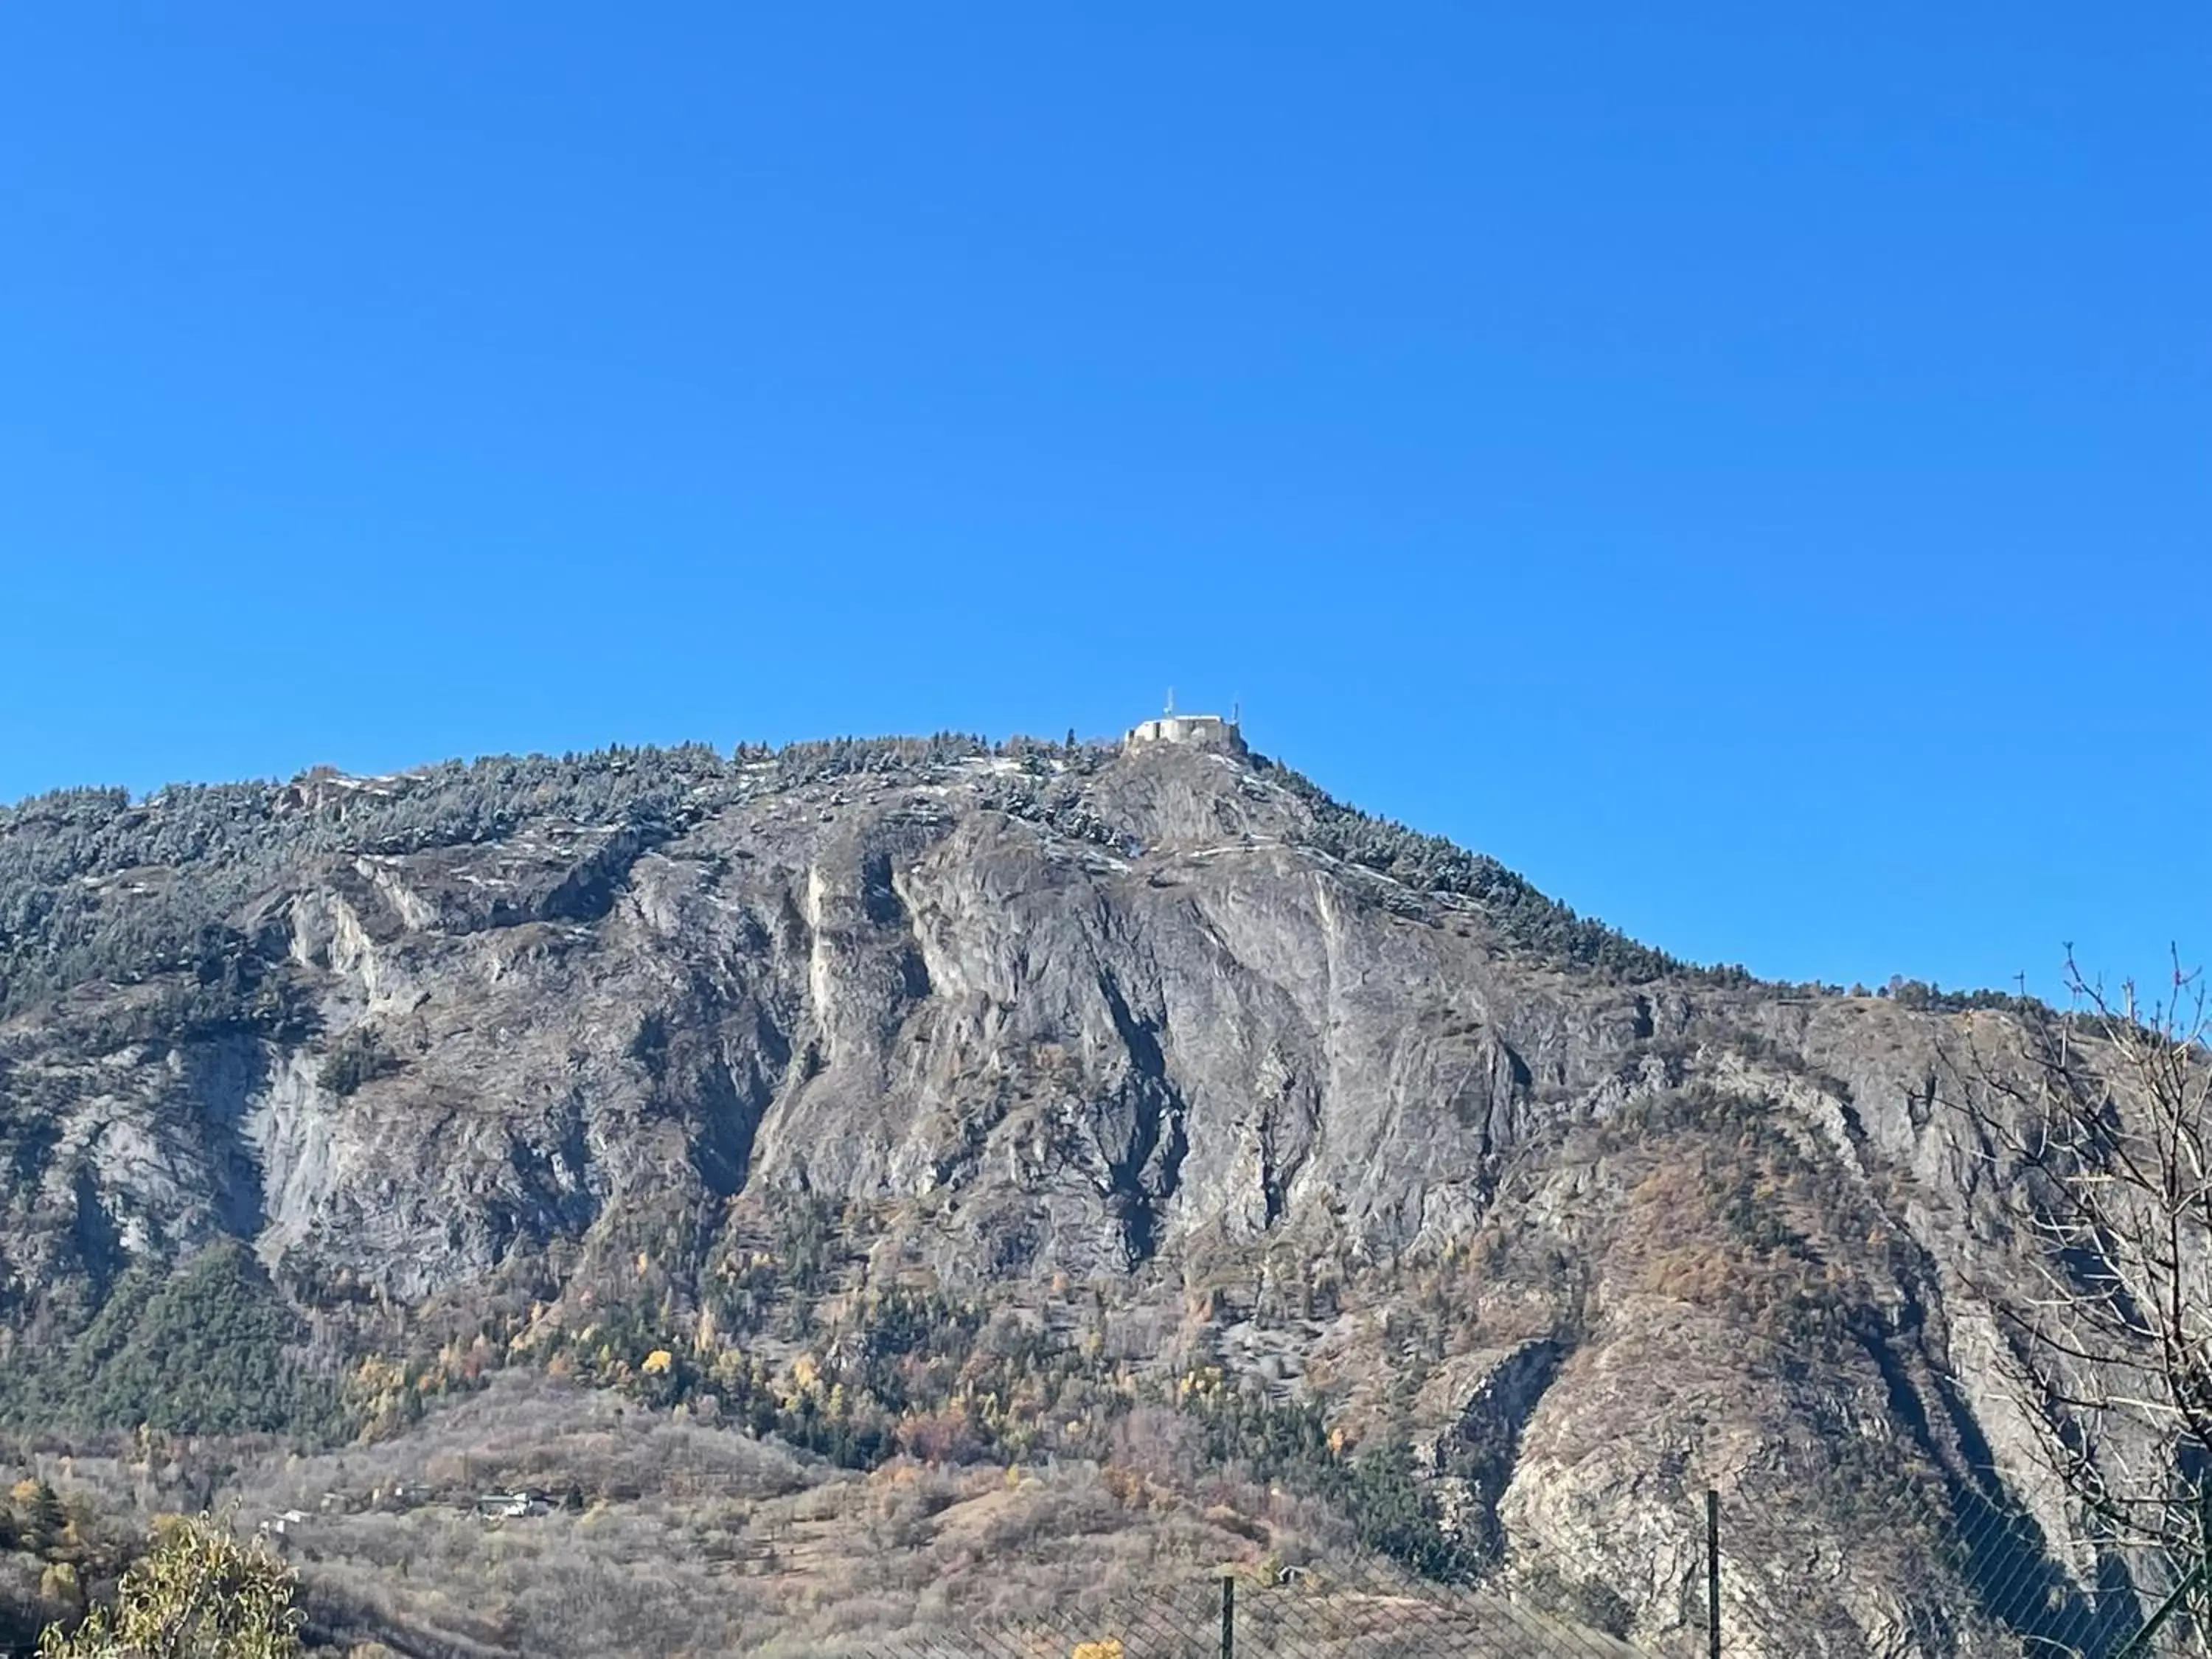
1164;686;1175;716
1231;698;1241;727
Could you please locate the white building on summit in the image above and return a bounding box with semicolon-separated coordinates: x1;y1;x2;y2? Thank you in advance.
1124;692;1245;754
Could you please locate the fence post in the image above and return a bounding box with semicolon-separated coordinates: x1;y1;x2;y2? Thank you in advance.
1706;1489;1722;1659
1220;1574;1235;1659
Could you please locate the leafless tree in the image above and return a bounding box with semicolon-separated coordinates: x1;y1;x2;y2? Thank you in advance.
1950;948;2212;1654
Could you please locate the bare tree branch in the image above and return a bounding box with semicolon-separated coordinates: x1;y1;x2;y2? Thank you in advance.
1942;949;2212;1651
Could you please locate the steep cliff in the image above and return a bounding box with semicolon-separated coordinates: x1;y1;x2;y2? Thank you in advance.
0;734;2144;1655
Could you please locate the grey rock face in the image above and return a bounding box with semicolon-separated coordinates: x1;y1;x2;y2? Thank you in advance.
0;737;2152;1655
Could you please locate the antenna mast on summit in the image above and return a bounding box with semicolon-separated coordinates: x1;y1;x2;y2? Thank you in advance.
1164;686;1175;716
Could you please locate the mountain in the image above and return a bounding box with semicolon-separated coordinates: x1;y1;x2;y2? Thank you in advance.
0;726;2144;1656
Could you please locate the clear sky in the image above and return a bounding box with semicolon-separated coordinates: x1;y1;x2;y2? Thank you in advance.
1;7;2205;1003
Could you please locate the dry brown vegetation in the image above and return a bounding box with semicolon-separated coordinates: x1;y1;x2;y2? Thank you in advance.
7;1374;1364;1659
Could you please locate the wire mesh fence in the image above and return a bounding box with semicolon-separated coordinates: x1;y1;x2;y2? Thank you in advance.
836;1479;2212;1659
8;1483;2212;1659
13;1451;2212;1656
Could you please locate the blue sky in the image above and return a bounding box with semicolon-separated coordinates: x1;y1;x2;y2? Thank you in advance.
1;6;2206;1001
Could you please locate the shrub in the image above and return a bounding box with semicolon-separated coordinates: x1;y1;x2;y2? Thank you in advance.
316;1027;398;1096
36;1514;303;1659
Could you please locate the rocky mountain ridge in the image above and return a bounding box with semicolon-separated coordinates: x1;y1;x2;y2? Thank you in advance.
0;731;2146;1655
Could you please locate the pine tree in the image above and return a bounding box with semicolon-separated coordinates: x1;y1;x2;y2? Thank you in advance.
24;1481;63;1545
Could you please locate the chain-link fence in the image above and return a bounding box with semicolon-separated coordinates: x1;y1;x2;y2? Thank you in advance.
9;1480;2211;1658
836;1481;2212;1659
